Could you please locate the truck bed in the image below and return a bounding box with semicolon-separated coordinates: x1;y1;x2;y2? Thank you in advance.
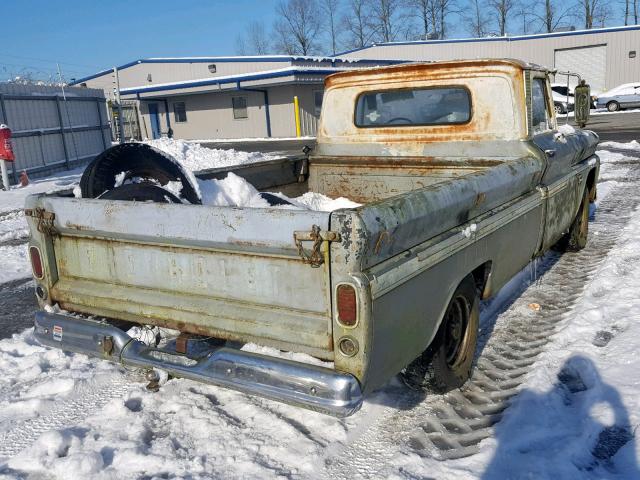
27;155;537;362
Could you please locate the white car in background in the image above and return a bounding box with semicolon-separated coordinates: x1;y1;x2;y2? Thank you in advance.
551;85;575;114
596;83;640;112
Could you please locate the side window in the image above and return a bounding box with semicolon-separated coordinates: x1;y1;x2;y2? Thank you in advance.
531;78;550;134
173;102;187;123
314;90;323;117
232;96;248;119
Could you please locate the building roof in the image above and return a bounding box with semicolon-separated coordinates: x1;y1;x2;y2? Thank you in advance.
119;66;352;96
335;24;640;56
69;55;398;86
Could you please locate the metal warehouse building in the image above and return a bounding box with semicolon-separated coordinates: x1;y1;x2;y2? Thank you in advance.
71;56;394;140
337;25;640;93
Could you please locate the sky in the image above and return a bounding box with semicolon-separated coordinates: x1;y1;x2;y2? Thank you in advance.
1;0;631;83
0;0;280;82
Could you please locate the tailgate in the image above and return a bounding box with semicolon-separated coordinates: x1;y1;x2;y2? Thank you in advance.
30;196;335;359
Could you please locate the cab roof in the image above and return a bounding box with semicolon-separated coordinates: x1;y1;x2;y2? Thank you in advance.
325;58;548;88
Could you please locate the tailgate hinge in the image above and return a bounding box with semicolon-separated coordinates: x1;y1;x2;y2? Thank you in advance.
293;225;340;268
25;207;59;237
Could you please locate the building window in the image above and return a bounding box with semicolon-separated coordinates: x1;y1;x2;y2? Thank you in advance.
174;102;187;123
314;90;323;117
232;96;248;119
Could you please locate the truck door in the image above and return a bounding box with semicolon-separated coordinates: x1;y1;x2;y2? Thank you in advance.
530;75;585;251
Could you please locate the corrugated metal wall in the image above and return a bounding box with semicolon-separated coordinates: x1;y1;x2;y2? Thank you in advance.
340;28;640;91
0;83;110;181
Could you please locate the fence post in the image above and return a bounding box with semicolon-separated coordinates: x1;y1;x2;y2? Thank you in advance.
96;98;107;150
293;95;301;138
55;96;70;169
0;93;18;184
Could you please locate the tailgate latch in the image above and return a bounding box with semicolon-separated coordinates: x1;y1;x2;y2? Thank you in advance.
25;207;59;237
293;225;340;268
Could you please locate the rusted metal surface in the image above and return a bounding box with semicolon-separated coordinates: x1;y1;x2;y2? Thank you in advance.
316;60;530;159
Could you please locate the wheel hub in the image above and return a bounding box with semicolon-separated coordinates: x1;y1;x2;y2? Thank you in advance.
444;296;470;367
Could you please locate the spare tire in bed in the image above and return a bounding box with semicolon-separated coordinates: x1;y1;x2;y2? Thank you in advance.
97;182;183;203
80;143;201;204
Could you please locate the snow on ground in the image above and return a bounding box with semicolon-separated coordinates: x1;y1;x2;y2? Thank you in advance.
0;169;84;284
600;140;640;151
1;142;639;479
0;169;82;215
562;107;640;118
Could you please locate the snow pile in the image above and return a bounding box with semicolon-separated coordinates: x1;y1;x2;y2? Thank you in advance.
556;123;575;136
600;140;640;151
144;138;276;172
197;172;359;211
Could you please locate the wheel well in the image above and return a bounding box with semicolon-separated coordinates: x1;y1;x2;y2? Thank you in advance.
470;261;492;299
586;168;597;202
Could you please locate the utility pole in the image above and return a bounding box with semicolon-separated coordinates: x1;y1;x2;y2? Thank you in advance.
113;66;124;144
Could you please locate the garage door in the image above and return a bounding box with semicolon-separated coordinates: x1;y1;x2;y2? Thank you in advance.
554;45;607;92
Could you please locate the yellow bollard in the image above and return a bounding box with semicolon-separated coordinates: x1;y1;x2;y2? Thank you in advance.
293;96;301;138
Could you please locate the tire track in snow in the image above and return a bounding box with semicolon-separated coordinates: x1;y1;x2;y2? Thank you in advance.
0;370;140;461
324;153;640;479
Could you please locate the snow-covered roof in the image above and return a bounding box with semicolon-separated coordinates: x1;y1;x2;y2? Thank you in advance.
119;66;369;96
69;56;397;86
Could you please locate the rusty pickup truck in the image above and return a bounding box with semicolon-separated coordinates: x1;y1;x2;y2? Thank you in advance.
26;59;599;416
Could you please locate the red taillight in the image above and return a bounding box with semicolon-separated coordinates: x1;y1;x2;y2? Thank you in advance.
336;284;357;327
29;246;44;279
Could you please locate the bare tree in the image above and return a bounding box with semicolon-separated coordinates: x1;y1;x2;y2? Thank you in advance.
434;0;459;38
575;0;610;28
320;0;342;55
248;21;272;54
463;0;491;36
342;0;378;48
235;35;248;55
529;0;571;32
405;0;433;38
236;21;271;55
488;0;516;35
624;0;630;25
370;0;403;42
274;0;323;55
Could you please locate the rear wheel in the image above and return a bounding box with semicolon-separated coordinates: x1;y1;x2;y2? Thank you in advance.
606;101;620;112
555;187;590;252
401;275;479;393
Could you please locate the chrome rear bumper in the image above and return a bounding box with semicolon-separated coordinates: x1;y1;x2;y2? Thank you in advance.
34;311;363;417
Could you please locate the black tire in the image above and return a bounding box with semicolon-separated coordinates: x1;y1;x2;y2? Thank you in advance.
401;275;479;393
97;182;183;203
260;192;295;206
606;101;620;112
80;143;201;204
558;188;590;252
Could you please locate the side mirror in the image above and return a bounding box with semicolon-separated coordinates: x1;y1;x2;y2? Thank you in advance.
574;80;591;128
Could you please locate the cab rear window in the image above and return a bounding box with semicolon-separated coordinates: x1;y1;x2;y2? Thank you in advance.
354;87;471;127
